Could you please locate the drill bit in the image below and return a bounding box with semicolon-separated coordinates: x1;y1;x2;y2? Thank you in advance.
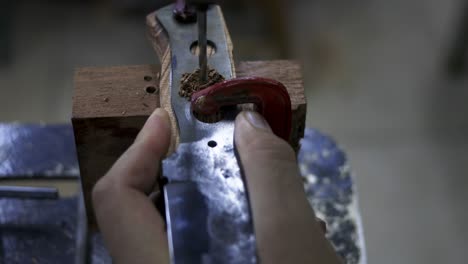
197;5;208;83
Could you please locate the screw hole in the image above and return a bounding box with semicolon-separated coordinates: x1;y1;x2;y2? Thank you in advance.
190;40;216;57
144;76;152;81
208;140;217;148
146;86;158;94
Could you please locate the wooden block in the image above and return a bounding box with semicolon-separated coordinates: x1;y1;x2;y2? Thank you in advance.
72;65;161;228
72;65;161;118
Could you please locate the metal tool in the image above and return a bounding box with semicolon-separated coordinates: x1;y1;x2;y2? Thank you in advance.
197;4;208;83
159;3;292;263
75;192;89;264
0;185;58;199
173;0;196;22
173;0;215;82
158;4;257;263
191;77;292;141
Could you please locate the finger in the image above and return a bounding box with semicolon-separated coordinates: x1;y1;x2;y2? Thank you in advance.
106;107;172;193
92;108;171;264
235;111;341;264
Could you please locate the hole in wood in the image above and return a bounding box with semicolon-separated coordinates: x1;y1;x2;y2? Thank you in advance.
144;76;152;81
208;140;217;148
146;86;158;94
190;40;216;57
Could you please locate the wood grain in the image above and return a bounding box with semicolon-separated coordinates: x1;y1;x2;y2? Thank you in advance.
73;116;148;228
146;11;177;153
73;65;160;118
72;65;161;229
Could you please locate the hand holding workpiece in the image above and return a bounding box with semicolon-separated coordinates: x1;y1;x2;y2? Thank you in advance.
92;109;342;264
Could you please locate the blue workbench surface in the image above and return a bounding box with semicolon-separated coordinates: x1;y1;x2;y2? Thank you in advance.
0;124;79;179
300;129;366;264
0;124;366;263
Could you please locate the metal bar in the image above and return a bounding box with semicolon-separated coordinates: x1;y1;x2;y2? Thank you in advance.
0;186;59;199
198;6;208;82
75;192;89;264
156;5;257;262
156;5;235;143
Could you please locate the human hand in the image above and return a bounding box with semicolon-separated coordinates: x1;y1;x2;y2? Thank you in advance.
92;109;341;263
92;108;171;263
234;111;341;263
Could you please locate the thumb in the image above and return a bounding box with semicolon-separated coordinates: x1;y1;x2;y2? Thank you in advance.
234;111;341;264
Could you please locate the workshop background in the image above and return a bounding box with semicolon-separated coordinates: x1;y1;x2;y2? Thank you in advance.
1;0;467;263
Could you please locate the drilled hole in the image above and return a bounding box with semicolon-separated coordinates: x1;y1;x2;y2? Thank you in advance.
190;40;216;57
208;140;217;148
146;86;157;94
144;76;152;81
193;110;223;123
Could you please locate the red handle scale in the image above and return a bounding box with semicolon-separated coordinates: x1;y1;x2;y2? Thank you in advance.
191;77;292;141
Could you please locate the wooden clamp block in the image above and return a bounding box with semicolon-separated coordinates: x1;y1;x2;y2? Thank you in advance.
72;10;306;228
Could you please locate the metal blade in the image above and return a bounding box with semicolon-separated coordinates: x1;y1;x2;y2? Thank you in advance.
165;182;209;264
0;186;58;199
198;6;208;83
163;131;257;264
155;4;234;143
156;4;258;263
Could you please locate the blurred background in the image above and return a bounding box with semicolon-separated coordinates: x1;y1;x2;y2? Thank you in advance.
1;0;467;263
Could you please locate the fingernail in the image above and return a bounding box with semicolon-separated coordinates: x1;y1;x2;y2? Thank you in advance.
135;108;168;143
154;108;166;117
244;111;271;131
151;108;169;123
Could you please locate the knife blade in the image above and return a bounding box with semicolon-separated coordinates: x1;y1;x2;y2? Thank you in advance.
155;4;258;263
